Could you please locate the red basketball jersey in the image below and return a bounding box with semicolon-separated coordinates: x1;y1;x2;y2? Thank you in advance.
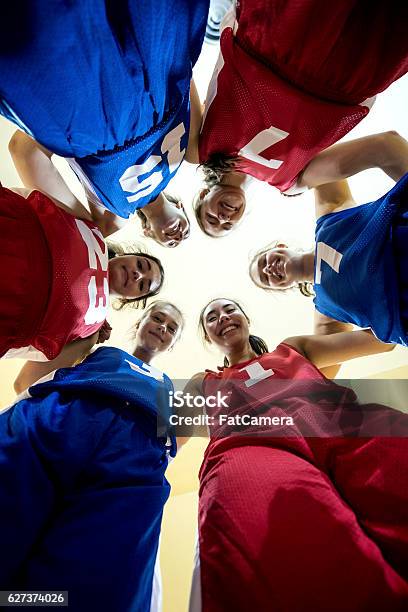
3;191;109;361
199;13;372;193
203;343;334;440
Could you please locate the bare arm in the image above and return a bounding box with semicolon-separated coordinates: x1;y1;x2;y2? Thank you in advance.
8;130;92;221
176;372;207;448
87;200;127;237
300;131;408;189
13;333;98;394
314;179;356;218
313;311;354;378
184;79;203;164
285;328;394;372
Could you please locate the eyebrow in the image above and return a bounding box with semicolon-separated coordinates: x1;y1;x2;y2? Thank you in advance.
145;258;151;271
205;309;216;319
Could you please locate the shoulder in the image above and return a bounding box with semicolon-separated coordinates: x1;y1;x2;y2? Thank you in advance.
280;338;308;359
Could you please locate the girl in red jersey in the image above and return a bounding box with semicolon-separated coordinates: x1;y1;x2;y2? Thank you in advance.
1;131;164;368
182;298;408;612
192;0;408;236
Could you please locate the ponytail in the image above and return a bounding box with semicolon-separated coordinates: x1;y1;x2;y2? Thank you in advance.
223;334;268;367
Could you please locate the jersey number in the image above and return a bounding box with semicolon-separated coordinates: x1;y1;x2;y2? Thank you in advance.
315;242;343;284
75;220;109;325
125;359;164;382
119;123;186;204
239;125;289;169
239;361;274;388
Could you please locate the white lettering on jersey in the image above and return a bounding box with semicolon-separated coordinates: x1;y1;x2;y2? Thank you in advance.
125;359;164;382
75;220;108;270
239;361;274;388
119;123;186;204
239;125;289;169
85;277;109;325
75;220;109;325
119;155;162;204
315;242;343;284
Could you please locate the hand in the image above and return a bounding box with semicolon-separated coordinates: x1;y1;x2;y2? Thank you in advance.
97;320;112;344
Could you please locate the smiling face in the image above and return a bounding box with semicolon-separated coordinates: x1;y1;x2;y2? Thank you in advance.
136;304;183;354
144;195;190;248
108;255;162;299
198;185;246;237
202;299;250;351
250;246;301;290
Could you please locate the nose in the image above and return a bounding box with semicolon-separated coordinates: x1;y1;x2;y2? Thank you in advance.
264;262;272;276
157;321;166;335
219;312;230;323
217;210;231;222
132;268;146;283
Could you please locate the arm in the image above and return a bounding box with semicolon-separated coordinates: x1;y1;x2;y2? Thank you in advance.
313;311;354;378
176;372;207;449
87;200;127;237
285;328;395;371
299;131;408;189
8;130;92;221
14;333;98;394
314;179;356;218
184;79;204;164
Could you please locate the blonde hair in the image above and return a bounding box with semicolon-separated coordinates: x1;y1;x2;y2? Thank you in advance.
249;241;314;298
133;300;184;343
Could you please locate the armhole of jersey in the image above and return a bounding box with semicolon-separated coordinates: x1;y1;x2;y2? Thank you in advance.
279;342;327;380
200;5;237;134
2;345;48;362
67;158;104;209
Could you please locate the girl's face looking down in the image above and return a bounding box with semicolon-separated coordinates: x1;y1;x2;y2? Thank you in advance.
251;246;302;290
198;185;246;236
202;299;250;350
108;255;162;299
136;304;183;354
144;196;190;248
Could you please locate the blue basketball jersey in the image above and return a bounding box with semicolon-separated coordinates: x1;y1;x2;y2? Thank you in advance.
314;173;408;345
0;347;176;611
0;0;209;217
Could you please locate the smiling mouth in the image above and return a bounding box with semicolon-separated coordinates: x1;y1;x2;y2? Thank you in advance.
148;330;164;343
271;258;285;281
220;324;239;337
165;222;180;237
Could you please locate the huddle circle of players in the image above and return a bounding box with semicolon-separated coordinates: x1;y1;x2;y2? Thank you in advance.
1;2;408;611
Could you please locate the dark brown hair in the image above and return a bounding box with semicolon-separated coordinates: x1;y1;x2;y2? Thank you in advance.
107;243;164;309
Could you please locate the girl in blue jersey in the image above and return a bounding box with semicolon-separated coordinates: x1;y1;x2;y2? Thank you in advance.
0;304;184;611
14;301;183;394
0;0;209;245
250;131;408;348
